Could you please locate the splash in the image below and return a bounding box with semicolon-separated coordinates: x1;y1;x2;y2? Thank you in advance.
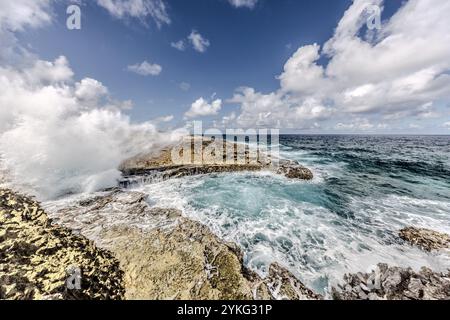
0;57;186;199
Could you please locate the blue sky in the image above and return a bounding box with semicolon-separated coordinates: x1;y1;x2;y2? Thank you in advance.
8;0;450;133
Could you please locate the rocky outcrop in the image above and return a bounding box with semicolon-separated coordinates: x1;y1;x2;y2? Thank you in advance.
119;138;313;186
332;263;450;300
45;189;321;300
399;227;450;252
0;189;125;300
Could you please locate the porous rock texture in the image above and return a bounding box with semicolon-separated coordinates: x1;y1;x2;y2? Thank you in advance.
45;189;321;300
0;189;125;300
332;263;450;300
119;137;313;187
399;227;450;252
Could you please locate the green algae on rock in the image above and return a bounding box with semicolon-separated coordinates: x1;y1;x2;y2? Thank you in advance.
0;189;125;300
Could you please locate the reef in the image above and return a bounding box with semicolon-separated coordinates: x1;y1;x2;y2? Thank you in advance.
0;189;124;300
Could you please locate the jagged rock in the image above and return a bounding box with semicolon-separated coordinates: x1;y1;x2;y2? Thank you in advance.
46;190;321;300
119;138;313;186
399;227;450;251
332;263;450;300
0;189;125;300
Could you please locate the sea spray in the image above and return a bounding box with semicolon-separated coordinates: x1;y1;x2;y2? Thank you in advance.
0;58;187;200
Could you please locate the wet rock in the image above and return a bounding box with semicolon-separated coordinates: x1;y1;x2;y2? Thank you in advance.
399;227;450;251
119;138;313;185
332;263;450;300
0;189;125;300
276;161;314;180
260;263;322;300
47;190;320;300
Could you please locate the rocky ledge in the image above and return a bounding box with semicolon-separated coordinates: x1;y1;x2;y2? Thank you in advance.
0;189;125;300
399;227;450;252
332;263;450;300
119;138;313;187
4;188;320;300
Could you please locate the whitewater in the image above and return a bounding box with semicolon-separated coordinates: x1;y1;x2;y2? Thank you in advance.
123;135;450;295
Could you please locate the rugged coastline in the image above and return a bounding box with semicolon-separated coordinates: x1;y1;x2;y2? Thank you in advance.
1;139;449;300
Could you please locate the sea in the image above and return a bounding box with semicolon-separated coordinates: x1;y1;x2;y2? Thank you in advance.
132;135;450;295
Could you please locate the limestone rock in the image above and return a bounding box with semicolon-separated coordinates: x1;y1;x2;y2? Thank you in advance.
332;263;450;300
0;189;125;300
47;190;321;300
119;138;314;185
399;227;450;251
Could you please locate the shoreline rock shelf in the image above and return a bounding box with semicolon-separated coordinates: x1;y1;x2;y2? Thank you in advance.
0;189;124;300
119;139;314;187
45;189;321;300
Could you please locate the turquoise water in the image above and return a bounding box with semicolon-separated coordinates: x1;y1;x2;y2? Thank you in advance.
137;135;450;295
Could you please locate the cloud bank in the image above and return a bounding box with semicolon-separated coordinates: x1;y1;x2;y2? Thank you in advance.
225;0;450;131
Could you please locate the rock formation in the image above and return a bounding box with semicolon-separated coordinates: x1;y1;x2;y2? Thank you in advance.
119;138;313;187
399;227;450;252
332;263;450;300
0;189;125;300
45;189;321;300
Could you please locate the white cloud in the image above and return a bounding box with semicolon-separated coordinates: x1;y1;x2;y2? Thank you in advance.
0;0;53;32
443;122;450;129
188;30;210;53
127;60;162;76
228;0;258;9
0;0;186;200
153;115;174;123
179;82;190;91
96;0;170;28
227;0;450;130
75;78;109;103
185;97;222;119
334;118;384;131
171;40;186;51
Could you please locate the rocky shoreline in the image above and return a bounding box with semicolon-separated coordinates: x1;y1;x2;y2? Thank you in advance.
0;189;124;300
1;139;449;300
119;138;314;187
43;188;321;300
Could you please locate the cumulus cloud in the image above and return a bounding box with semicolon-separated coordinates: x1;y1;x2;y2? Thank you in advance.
444;122;450;129
0;1;185;199
96;0;170;28
171;40;186;51
185;97;222;119
188;30;210;53
127;60;162;76
228;0;258;9
228;0;450;130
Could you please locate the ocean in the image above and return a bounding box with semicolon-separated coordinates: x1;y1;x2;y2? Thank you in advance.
134;135;450;295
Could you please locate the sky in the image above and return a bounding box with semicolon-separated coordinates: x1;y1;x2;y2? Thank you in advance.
2;0;450;135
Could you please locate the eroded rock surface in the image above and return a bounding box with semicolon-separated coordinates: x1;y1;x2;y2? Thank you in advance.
45;189;321;300
0;189;125;300
332;263;450;300
399;227;450;252
119;138;313;186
